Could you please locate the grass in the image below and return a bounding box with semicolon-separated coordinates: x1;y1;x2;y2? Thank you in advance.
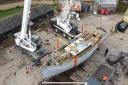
0;6;22;19
117;3;128;13
51;4;59;11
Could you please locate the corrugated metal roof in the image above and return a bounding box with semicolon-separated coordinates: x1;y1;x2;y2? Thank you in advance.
95;0;117;5
83;0;94;1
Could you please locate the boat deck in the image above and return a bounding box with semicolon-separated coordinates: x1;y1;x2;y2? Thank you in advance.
37;28;105;67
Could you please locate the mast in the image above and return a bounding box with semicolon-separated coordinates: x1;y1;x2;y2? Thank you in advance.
14;0;37;52
20;0;31;39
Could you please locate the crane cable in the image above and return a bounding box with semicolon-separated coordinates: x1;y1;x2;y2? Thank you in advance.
100;13;103;28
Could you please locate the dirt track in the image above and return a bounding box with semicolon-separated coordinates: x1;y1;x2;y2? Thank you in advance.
0;1;55;10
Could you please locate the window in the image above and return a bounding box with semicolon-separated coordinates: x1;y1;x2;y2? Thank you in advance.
95;0;117;4
123;0;128;4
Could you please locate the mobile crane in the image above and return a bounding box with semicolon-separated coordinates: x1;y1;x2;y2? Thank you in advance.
14;0;49;65
14;0;37;52
50;0;81;40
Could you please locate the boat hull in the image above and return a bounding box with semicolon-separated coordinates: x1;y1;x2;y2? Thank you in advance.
41;43;99;80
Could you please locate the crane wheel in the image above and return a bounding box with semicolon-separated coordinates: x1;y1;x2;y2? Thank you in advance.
63;33;66;38
68;37;72;41
55;29;58;33
31;57;35;62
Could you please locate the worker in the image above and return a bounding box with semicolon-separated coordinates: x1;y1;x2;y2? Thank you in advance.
104;48;109;57
7;49;11;54
73;55;78;67
56;37;60;49
26;63;32;74
103;74;109;81
26;66;29;74
7;47;14;54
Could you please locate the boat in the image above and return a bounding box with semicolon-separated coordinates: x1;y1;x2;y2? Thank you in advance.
40;27;107;80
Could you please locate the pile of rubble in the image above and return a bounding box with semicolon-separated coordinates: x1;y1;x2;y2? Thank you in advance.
114;52;128;77
106;52;128;84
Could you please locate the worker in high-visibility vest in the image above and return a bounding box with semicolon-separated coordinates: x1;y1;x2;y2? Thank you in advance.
73;55;78;67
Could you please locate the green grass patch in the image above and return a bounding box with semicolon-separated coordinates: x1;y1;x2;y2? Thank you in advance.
117;3;128;13
51;4;59;11
0;6;22;19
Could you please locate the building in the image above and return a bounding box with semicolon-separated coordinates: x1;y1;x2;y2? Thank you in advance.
123;0;128;4
59;0;82;11
93;0;118;14
82;0;94;13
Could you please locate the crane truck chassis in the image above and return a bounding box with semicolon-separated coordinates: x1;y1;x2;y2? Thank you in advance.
50;17;82;40
49;0;82;40
13;0;52;66
20;36;51;66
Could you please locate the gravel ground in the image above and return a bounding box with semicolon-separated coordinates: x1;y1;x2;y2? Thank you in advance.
0;14;128;85
82;14;128;85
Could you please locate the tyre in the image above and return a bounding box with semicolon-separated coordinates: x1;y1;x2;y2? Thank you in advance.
63;33;67;38
31;57;36;62
68;36;72;41
22;50;25;54
36;62;41;66
55;28;58;33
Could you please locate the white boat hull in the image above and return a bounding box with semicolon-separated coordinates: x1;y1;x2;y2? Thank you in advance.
41;43;99;80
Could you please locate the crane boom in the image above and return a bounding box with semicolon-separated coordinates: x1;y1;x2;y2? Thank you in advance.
21;0;31;39
50;0;81;40
57;0;80;33
14;0;37;52
59;0;80;21
59;0;72;21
